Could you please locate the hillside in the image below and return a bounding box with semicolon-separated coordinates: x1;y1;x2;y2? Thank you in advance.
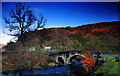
44;21;119;38
14;21;119;52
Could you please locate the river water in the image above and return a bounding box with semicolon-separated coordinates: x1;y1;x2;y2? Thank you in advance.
105;54;120;57
2;59;88;76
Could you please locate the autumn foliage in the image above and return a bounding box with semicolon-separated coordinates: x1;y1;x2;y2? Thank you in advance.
77;50;96;71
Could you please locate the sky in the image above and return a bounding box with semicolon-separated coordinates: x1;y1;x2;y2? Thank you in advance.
1;0;120;2
1;2;119;44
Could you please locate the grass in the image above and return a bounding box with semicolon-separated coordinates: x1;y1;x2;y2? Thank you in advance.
100;54;116;60
95;54;120;76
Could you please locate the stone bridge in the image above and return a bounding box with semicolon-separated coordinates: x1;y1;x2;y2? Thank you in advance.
50;50;88;64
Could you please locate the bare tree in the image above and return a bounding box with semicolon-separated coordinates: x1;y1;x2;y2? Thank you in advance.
4;3;46;40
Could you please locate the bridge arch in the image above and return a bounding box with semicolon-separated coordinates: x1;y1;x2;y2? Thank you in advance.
67;54;85;64
69;55;80;63
57;56;64;64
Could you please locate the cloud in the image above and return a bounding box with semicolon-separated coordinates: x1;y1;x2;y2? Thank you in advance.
45;25;64;28
0;27;2;33
0;34;16;44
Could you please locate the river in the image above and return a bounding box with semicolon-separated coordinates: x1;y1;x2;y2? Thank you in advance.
2;59;88;76
104;54;120;57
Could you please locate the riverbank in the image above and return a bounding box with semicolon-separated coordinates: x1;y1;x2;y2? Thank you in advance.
94;54;120;76
2;53;120;76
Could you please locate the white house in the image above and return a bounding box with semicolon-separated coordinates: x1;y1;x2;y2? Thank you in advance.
44;46;51;49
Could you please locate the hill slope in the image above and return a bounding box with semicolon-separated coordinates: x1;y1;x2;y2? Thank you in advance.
44;21;119;38
15;21;119;51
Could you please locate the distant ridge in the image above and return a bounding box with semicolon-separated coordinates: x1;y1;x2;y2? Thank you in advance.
42;21;119;38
